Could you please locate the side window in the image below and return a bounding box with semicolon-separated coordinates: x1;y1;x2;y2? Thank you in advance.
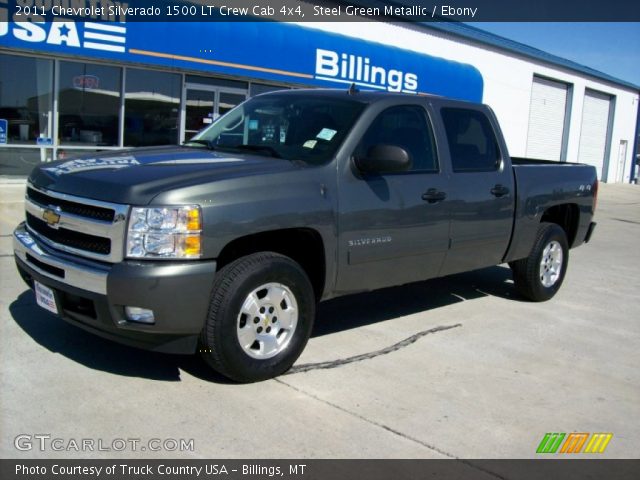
356;105;438;173
441;108;501;172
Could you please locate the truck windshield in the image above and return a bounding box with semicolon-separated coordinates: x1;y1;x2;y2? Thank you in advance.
185;94;366;164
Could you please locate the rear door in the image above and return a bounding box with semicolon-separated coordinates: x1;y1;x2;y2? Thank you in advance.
437;105;516;275
335;102;450;293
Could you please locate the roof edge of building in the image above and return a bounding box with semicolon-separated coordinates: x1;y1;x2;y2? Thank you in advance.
423;21;640;92
341;0;639;91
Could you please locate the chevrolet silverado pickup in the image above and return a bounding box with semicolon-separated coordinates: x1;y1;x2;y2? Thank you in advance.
13;89;598;382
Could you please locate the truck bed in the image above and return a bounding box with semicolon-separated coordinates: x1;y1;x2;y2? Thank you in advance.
506;159;597;263
511;157;588;166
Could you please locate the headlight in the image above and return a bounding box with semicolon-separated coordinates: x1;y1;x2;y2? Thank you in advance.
126;206;202;259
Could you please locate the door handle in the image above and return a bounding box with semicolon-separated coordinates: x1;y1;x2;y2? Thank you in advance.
490;184;510;197
422;188;447;203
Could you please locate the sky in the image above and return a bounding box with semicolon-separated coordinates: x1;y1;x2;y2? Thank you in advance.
472;23;640;87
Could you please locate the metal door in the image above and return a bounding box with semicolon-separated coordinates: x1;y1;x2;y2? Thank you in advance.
180;84;247;142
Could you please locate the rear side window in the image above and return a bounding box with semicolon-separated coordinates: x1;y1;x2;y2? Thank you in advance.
441;108;500;172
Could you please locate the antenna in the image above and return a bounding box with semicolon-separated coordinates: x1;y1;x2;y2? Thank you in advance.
348;83;359;95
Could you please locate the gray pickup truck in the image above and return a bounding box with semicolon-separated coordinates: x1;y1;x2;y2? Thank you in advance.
13;89;597;382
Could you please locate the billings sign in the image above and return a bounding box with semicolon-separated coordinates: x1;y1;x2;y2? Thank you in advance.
0;5;483;102
315;48;418;93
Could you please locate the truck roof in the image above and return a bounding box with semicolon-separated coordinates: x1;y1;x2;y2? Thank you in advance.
258;88;483;108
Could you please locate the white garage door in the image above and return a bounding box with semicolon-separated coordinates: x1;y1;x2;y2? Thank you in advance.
526;77;569;161
578;90;612;181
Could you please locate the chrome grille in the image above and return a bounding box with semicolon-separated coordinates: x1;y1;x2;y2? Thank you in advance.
26;212;111;255
27;187;115;222
24;184;129;263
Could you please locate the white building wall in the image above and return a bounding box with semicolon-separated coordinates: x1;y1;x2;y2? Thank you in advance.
299;22;639;183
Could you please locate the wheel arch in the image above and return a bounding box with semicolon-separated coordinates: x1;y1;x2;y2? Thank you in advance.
216;228;326;301
540;203;580;247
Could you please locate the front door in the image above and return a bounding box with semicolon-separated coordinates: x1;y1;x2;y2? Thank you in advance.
181;85;246;142
336;103;450;294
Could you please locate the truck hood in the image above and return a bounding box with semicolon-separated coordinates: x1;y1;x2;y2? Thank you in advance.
29;146;299;205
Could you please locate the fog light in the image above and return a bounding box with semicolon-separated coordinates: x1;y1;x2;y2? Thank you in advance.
124;306;155;324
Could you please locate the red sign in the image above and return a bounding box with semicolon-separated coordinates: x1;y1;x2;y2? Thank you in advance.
73;75;100;90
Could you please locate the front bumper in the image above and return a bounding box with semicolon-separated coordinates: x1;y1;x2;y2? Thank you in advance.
13;223;216;354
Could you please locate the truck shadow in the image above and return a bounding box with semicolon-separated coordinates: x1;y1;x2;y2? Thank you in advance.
315;265;517;337
9;292;220;383
9;265;518;383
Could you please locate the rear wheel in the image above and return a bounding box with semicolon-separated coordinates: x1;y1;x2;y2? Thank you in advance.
510;222;569;302
200;252;315;382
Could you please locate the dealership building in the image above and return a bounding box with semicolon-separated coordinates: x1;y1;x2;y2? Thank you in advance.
0;2;638;181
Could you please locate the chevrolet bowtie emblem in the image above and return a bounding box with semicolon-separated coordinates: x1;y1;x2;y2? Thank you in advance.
42;208;61;228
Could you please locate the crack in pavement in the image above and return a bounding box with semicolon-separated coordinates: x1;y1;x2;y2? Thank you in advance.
274;377;509;480
278;322;511;478
286;323;462;375
612;218;640;225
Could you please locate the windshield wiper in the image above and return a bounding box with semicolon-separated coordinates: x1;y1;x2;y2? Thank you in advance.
232;144;282;158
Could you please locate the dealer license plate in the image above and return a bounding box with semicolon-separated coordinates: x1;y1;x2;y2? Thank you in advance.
34;281;59;315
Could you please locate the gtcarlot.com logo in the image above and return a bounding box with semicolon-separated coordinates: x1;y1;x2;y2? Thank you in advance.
15;434;195;452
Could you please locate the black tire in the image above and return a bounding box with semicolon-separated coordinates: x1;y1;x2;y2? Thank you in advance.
510;222;569;302
200;252;315;382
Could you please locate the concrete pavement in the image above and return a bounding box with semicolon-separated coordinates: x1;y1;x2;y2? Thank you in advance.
0;181;638;459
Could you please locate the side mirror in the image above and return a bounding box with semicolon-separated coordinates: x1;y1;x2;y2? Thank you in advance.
355;145;411;174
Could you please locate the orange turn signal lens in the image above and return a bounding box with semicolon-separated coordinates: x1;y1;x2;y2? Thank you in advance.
183;235;201;257
186;207;201;231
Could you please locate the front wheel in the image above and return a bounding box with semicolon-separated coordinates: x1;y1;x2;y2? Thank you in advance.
510;222;569;302
200;252;315;382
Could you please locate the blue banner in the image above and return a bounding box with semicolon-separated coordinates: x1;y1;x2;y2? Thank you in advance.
0;13;483;101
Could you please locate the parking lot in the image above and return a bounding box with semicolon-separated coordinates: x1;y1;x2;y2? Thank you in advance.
0;181;638;459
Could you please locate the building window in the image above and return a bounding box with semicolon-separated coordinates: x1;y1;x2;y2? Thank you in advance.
58;61;121;146
250;82;286;97
0;54;53;145
185;75;247;90
125;68;181;147
0;147;53;176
